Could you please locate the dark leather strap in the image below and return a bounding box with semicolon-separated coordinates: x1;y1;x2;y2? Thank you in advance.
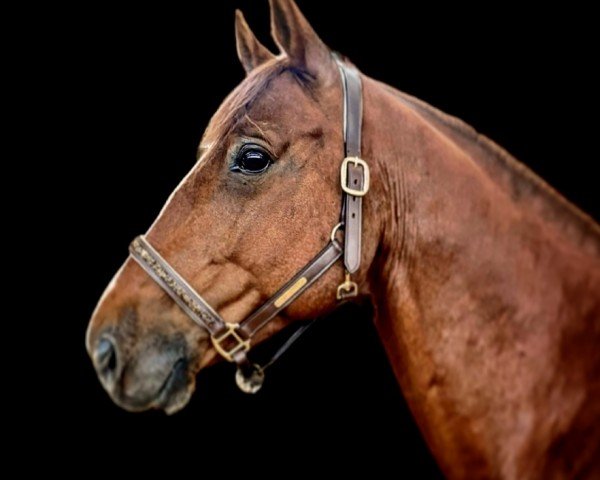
344;164;364;273
342;65;363;159
239;241;342;338
336;61;367;274
129;236;224;335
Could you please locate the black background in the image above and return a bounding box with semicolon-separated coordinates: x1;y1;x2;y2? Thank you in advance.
39;0;598;476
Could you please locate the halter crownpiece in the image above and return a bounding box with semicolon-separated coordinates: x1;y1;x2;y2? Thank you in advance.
129;57;369;393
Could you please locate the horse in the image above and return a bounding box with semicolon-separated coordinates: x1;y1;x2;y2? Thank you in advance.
86;0;600;477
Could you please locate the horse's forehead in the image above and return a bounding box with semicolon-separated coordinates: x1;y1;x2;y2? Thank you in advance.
204;68;317;144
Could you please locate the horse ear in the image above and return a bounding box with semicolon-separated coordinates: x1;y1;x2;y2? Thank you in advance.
269;0;333;77
235;10;275;74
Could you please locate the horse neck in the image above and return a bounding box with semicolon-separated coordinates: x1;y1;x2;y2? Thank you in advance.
362;76;600;478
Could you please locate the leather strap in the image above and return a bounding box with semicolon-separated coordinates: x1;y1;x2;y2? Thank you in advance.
336;61;367;274
129;236;224;335
341;65;363;159
344;163;364;273
239;241;342;338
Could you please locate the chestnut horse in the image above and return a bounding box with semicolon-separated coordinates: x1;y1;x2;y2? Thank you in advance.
86;0;600;478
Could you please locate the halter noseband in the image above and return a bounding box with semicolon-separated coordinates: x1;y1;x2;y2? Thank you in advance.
129;57;369;392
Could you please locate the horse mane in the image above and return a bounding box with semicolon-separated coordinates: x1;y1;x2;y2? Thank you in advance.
377;80;600;246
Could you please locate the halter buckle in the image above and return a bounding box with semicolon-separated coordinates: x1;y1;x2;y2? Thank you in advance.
341;157;370;197
337;271;358;300
211;323;250;362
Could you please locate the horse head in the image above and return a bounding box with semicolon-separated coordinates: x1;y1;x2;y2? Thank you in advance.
86;0;381;413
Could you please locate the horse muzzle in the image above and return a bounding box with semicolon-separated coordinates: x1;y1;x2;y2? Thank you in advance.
90;330;194;414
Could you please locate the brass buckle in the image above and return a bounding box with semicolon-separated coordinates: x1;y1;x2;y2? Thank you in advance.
211;323;250;362
340;157;370;197
337;271;358;300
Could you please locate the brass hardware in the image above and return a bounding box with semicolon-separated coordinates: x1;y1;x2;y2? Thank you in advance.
274;277;308;308
340;157;370;197
337;271;358;300
211;323;250;362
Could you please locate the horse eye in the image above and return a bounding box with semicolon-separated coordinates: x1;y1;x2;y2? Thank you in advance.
231;146;272;175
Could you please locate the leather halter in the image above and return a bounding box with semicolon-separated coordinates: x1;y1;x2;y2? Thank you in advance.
129;57;369;392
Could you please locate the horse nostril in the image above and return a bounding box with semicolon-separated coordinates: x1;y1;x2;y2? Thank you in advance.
95;337;118;376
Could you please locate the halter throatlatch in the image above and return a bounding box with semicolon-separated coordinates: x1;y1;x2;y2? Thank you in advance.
129;57;369;393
